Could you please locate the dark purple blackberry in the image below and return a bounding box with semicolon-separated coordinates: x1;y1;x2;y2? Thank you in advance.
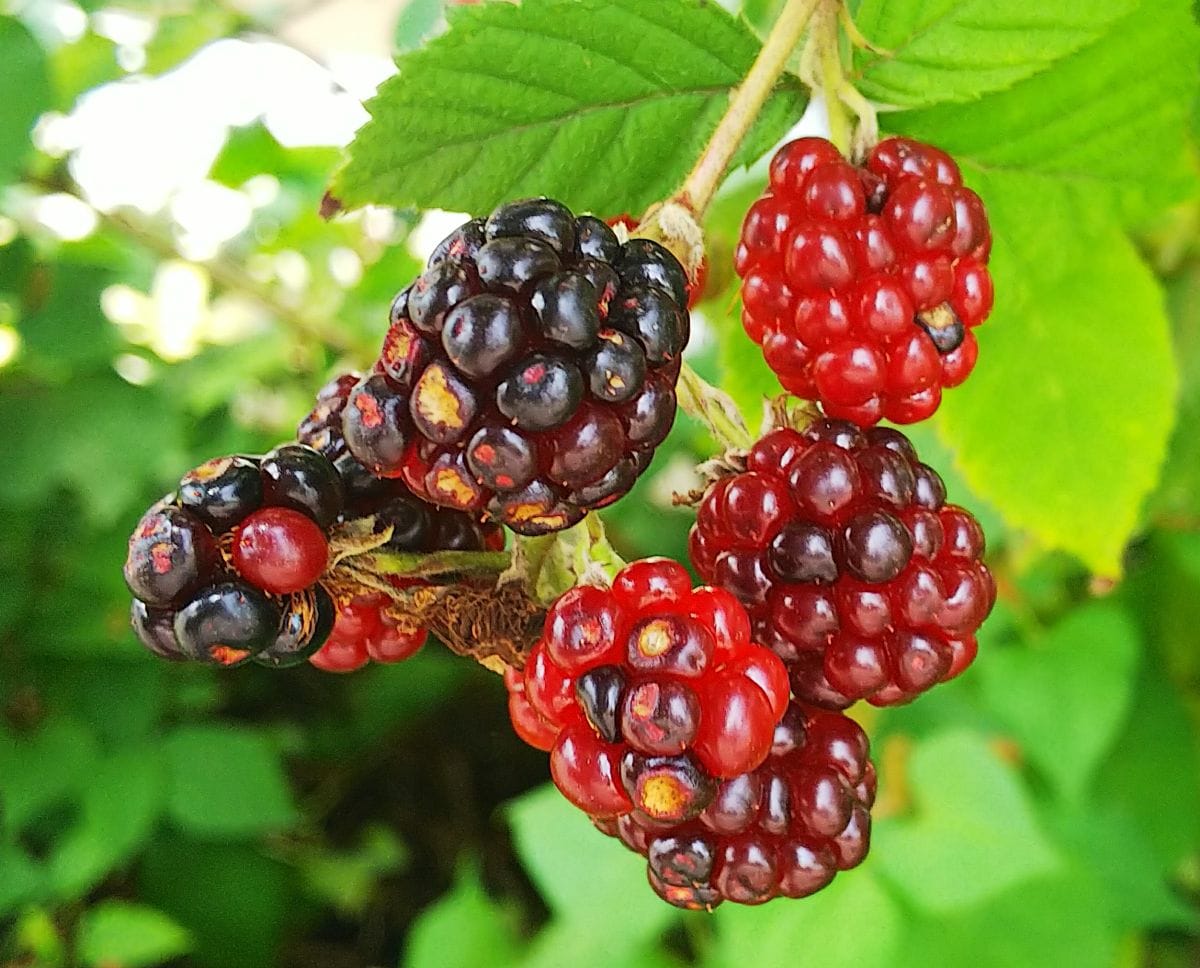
130;599;186;661
260;444;344;529
179;456;263;532
254;585;335;668
173;581;281;667
124;503;222;608
338;197;689;536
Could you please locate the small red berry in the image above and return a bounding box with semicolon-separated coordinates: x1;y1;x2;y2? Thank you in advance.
232;507;328;595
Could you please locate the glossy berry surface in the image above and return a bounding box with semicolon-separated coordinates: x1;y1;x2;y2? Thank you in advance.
255;585;337;668
124;503;222;609
308;592;428;673
596;701;875;909
232;507;329;595
173;581;281;667
737;136;993;424
506;558;788;821
341;197;689;535
689;420;994;707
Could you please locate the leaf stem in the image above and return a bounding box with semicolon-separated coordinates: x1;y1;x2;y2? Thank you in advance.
676;362;754;452
677;0;822;217
362;549;512;579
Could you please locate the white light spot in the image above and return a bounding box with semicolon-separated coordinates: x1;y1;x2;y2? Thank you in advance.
0;327;21;369
328;246;362;287
114;352;154;385
31;193;98;240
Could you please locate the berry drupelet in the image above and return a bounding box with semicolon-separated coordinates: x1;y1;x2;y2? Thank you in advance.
689;419;994;708
339;198;690;536
737;136;993;425
507;558;790;823
125;444;345;668
595;701;875;909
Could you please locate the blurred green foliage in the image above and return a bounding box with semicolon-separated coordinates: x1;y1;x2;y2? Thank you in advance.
1;1;1199;966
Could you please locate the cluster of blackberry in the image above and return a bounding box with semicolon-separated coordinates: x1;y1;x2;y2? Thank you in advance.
341;198;690;535
126;134;997;912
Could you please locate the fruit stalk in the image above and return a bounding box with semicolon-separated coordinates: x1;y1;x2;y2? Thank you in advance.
361;548;512;580
678;0;822;217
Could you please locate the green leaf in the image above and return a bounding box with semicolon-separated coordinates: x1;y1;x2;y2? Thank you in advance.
901;872;1118;968
978;601;1140;801
138;834;297;968
931;174;1176;575
508;785;675;943
0;17;52;181
404;865;523;968
163;725;297;839
1095;659;1200;868
853;0;1138;108
332;0;806;216
0;717;99;833
1153;261;1200;525
874;729;1060;912
707;866;900;968
77;901;192;968
889;0;1200;222
17;262;120;370
48;748;166;898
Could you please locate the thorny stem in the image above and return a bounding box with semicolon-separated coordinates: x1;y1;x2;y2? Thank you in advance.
676;0;822;218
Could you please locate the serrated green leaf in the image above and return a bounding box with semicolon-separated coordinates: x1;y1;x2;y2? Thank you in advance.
0;17;52;181
404;865;522;968
163;725;297;839
77;901;192;968
978;601;1140;801
333;0;806;216
707;866;900;968
889;0;1200;222
48;748;166;898
874;729;1060;912
931;173;1176;575
508;785;674;943
853;0;1138;108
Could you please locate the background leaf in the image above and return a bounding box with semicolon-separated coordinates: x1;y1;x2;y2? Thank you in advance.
852;0;1138;108
0;17;52;181
874;729;1061;911
332;0;806;216
978;601;1140;801
77;901;192;968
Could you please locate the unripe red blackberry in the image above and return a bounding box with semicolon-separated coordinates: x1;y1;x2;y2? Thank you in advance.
737;137;993;425
342;198;689;535
689;420;993;707
596;701;875;909
506;558;789;822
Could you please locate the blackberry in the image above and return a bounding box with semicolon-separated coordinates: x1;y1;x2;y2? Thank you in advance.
124;503;222;608
597;701;875;909
173;581;281;667
507;558;789;821
255;585;337;668
737;137;993;424
689;420;994;707
342;197;689;535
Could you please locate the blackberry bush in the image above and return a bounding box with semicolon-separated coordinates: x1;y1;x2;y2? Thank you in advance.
689;419;994;707
339;197;690;536
737;136;993;425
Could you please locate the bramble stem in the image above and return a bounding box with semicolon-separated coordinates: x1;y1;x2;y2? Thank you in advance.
363;549;512;579
677;0;821;217
813;0;852;156
677;362;755;452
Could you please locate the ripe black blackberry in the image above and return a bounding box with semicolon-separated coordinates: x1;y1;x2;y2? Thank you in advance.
339;198;690;535
125;444;345;668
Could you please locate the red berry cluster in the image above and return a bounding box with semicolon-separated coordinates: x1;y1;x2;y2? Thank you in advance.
507;559;793;824
124;445;342;668
689;418;994;708
595;701;874;909
341;198;689;536
737;136;992;425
